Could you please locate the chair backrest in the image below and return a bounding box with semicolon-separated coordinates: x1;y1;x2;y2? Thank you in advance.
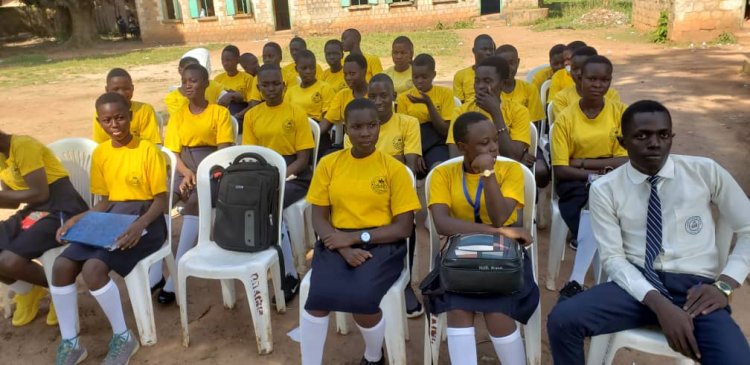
181;47;211;74
230;116;240;145
526;63;550;84
47;138;99;207
195;146;287;247
529;122;538;158
540;79;552;107
307;118;321;171
160;147;177;245
453;96;461;108
156;111;167;143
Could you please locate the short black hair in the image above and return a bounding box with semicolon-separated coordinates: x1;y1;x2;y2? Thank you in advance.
369;73;394;92
453;112;490;144
393;36;413;49
412;53;435;71
222;45;240;57
343;28;362;41
290;36;307;48
344;53;367;70
179;56;199;68
240;52;257;62
296;49;316;63
474;34;494;47
263;42;283;55
325;39;343;51
495;44;518;58
257;64;282;78
476;56;510;80
95;92;129;112
183;63;209;82
549;44;565;58
621;100;672;135
344;98;377;122
566;40;587;51
106;68;131;82
572;46;598;58
581;55;613;75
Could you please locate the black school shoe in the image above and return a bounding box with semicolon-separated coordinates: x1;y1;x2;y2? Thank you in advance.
360;349;385;365
282;275;300;303
568;238;578;250
157;290;176;304
557;281;585;303
405;286;424;318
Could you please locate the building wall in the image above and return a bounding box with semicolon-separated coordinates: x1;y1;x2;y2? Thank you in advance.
632;0;669;31
632;0;745;42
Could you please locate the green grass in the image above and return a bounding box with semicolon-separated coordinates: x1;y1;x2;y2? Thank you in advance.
532;0;632;31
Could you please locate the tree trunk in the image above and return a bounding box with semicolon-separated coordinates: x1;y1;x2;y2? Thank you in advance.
61;0;98;47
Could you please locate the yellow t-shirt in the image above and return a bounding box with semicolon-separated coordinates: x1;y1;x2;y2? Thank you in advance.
90;137;167;201
548;69;574;101
92;101;161;145
551;85;622;118
428;160;524;226
247;70;296;102
322;68;347;93
214;71;254;101
551;100;629;166
283;80;336;121
531;66;554;92
164;80;225;117
281;62;324;88
396;86;455;124
357;53;383;82
164;104;235;153
446;99;531;146
501;79;545;122
383;66;413;95
242;101;315;156
453;66;475;102
0;135;68;191
344;113;422;157
306;149;421;229
327;88;364;124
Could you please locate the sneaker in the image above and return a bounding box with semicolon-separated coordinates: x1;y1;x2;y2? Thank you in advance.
102;330;140;365
282;275;300;302
558;281;585;302
47;299;58;326
55;338;88;365
405;286;424;319
360;349;385;365
157;290;175;304
12;285;46;327
568;238;578;250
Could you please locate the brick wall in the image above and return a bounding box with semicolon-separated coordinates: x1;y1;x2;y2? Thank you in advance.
632;0;744;42
501;0;537;10
137;0;480;44
632;0;669;31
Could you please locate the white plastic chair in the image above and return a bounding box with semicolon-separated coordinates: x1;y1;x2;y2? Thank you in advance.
453;96;461;108
540;79;552;108
526;63;550;84
284;118;320;272
177;146;287;354
47;138;99;208
537;102;553;230
546;124;569;290
423;156;541;365
182;47;212;74
298;166;416;365
585;218;734;365
230;115;240;146
156;111;168;143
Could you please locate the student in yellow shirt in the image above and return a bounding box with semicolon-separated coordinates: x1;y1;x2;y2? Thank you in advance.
239;52;259;77
243;64;316;301
164;56;227;117
548;40;587;101
300;98;421;365
447;57;532;164
52;92;168;365
426;111;537;365
0;131;87;328
326;53;369;127
246;42;296;106
341;28;383;81
453;34;495;103
495;45;545;123
551;46;621;117
214;45;254;119
396;53;454;177
321;39;347;93
383;36;414;95
159;64;235;304
283;37;324;88
531;44;565;93
92;68;161;145
551;55;629;299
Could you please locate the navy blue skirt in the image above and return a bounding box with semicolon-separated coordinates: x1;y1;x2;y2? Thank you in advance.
60;200;166;277
427;249;540;324
305;239;406;314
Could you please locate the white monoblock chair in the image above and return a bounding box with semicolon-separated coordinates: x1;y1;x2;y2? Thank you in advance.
586;218;734;365
284;118;321;272
181;47;212;74
537;102;554;230
298;166;416;365
230;115;241;146
540;79;552;111
156;111;168;142
453;96;462;108
546;124;570;291
423;156;542;365
526;63;550;84
177;146;287;354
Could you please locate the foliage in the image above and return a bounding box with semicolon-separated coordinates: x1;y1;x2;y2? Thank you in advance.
532;0;632;31
714;31;736;45
650;10;669;44
436;19;475;30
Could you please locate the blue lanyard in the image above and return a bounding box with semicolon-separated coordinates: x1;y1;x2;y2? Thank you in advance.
462;170;484;223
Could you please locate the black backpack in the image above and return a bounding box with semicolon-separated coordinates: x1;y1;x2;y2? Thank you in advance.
213;152;280;252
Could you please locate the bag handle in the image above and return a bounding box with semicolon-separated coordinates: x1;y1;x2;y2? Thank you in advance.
233;152;268;166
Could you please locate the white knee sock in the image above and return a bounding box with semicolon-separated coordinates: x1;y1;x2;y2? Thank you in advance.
90;279;127;335
9;280;32;295
164;215;199;292
447;327;477;365
280;220;298;278
490;327;526;365
569;210;597;284
50;284;78;340
300;311;329;365
357;316;385;362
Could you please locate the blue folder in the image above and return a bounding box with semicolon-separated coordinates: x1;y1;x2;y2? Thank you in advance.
61;212;139;250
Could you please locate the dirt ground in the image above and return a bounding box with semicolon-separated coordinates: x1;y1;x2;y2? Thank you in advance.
1;24;749;364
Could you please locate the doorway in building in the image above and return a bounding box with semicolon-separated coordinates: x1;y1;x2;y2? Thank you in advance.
480;0;501;15
273;0;291;30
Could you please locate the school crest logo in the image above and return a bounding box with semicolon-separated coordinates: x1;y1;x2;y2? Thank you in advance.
685;216;703;235
126;173;142;187
392;136;404;151
370;176;388;194
312;92;322;104
283;119;295;133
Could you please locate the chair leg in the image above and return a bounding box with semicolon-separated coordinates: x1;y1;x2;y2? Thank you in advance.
335;312;349;335
0;285;11;319
524;304;542;365
381;289;407;365
547;203;568;291
220;279;237;309
586;334;612;365
270;254;286;313
282;210;307;273
164;253;179;306
124;267;158;346
537;186;550;229
423;318;432;365
242;272;274;354
178;269;190;347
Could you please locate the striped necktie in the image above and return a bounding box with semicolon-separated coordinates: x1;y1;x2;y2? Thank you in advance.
644;176;672;299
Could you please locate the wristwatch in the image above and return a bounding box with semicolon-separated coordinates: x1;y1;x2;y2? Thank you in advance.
360;231;371;245
482;169;494;178
713;280;733;299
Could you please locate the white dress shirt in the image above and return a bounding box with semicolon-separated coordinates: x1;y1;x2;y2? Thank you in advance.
589;155;750;301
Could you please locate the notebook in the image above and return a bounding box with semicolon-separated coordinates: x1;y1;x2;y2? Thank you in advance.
61;212;139;251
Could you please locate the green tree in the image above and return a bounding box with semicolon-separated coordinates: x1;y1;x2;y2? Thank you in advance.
22;0;100;47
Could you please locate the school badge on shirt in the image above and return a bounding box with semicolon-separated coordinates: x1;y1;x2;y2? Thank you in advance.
685;216;703;235
370;176;388;194
312;92;322;104
283;119;295;133
392;136;404;151
126;173;142;187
